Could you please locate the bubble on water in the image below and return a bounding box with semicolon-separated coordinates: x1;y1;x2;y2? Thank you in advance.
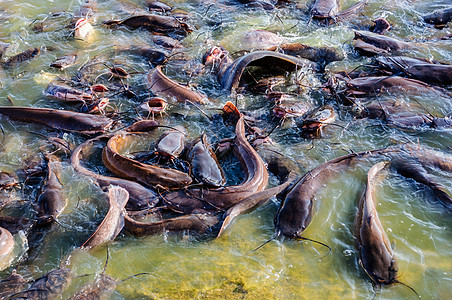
343;249;353;256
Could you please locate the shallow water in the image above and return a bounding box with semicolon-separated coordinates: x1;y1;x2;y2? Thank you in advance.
0;0;451;299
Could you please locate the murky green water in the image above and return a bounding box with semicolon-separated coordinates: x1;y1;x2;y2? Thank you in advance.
0;0;451;299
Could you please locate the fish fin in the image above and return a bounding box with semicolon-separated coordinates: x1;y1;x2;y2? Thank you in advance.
217;213;232;238
108;186;129;209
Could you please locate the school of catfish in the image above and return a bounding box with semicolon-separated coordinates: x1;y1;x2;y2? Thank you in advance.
0;0;451;299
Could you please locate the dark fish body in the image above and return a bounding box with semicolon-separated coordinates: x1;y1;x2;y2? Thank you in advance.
219;51;317;92
358;100;452;130
402;64;452;86
391;157;452;206
375;56;432;73
424;7;452;28
147;66;208;104
45;83;93;103
105;15;191;35
37;160;66;225
354;162;398;284
4;47;40;67
402;144;452;173
102;133;192;189
371;18;391;35
375;56;452;85
126;120;159;132
12;268;71;299
163;115;269;210
50;54;78;70
146;0;172;12
69;274;116;300
353;31;412;55
124;212;219;236
187;134;226;187
268;43;344;64
81;186;129;250
311;0;339;20
117;47;167;64
342;76;435;95
71;136;160;211
151;35;182;51
0;216;34;235
218;173;296;237
155;126;186;158
276;148;395;238
0;106;113;134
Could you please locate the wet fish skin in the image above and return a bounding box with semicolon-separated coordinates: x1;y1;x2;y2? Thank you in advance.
354;162;398;285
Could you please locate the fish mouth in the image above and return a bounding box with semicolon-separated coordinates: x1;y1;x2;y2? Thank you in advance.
202;46;228;65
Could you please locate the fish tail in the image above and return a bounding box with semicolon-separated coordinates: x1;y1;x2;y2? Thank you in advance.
109;186;129;209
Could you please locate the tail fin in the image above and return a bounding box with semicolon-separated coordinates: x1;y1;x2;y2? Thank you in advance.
109;186;129;209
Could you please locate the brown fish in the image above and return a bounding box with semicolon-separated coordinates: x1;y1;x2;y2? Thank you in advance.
354;162;398;284
124;212;219;236
163;114;269;210
275;148;396;241
104;15;192;35
0;106;113;134
11;267;72;299
4;47;40;67
186;134;226;187
102;133;192;189
45;83;93;103
71;135;160;211
81;186;129;250
391;157;452;207
36;158;66;225
50;53;78;70
268;43;343;65
402;144;452;173
311;0;339;20
147;66;208;104
218;172;296;237
155;126;186;158
353;31;412;55
357;100;451;130
125;120;159;133
202;47;317;93
339;76;441;96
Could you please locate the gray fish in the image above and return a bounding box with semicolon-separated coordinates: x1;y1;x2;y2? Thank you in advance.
81;186;129;250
